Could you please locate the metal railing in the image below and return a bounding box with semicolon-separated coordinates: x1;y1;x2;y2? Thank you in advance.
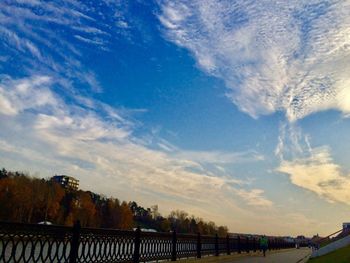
314;228;350;248
0;221;295;263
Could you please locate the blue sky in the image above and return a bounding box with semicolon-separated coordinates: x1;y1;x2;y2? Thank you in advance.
1;0;350;236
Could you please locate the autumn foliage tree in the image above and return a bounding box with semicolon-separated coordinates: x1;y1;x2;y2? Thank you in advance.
0;173;64;223
0;168;228;236
0;169;132;228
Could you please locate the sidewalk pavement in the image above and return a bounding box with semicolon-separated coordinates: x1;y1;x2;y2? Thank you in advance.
231;247;311;263
181;248;311;263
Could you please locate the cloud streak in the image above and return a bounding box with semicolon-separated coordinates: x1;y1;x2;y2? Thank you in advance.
158;0;350;121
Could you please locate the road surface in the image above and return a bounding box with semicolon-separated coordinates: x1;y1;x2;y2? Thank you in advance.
232;248;311;263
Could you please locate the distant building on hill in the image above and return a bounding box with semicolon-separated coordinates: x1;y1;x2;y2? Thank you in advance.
52;175;79;190
343;222;350;230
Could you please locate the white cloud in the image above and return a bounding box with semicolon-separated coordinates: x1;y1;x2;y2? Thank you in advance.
277;146;350;204
0;76;57;115
235;188;273;207
0;93;16;115
158;0;350;121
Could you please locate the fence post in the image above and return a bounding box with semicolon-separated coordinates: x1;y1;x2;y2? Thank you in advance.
197;232;201;258
226;234;231;255
275;238;278;250
215;234;219;256
133;227;141;263
171;229;177;261
237;235;241;254
246;236;249;253
69;220;81;263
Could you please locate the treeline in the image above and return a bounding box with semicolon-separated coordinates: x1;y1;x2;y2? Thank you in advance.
0;168;228;236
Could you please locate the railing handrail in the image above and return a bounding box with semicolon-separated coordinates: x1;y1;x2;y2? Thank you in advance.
315;228;347;244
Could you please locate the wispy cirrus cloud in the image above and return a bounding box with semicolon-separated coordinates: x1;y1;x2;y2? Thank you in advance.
173;149;264;165
0;0;129;93
158;0;350;121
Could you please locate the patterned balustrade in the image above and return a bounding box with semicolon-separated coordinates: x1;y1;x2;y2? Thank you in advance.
176;234;197;259
0;221;296;263
0;222;72;263
218;236;227;254
139;232;172;261
227;235;237;253
201;235;216;256
78;227;135;262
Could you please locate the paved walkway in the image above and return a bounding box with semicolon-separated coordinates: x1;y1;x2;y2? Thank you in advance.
231;248;311;263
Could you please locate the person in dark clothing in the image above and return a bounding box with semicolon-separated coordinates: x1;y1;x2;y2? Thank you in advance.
259;235;268;257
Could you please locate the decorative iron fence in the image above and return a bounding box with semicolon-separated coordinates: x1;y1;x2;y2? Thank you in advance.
0;221;295;263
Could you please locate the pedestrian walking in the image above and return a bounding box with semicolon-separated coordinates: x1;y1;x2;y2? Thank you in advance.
259;235;268;257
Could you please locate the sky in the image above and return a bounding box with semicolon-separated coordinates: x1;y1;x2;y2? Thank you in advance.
1;0;350;237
